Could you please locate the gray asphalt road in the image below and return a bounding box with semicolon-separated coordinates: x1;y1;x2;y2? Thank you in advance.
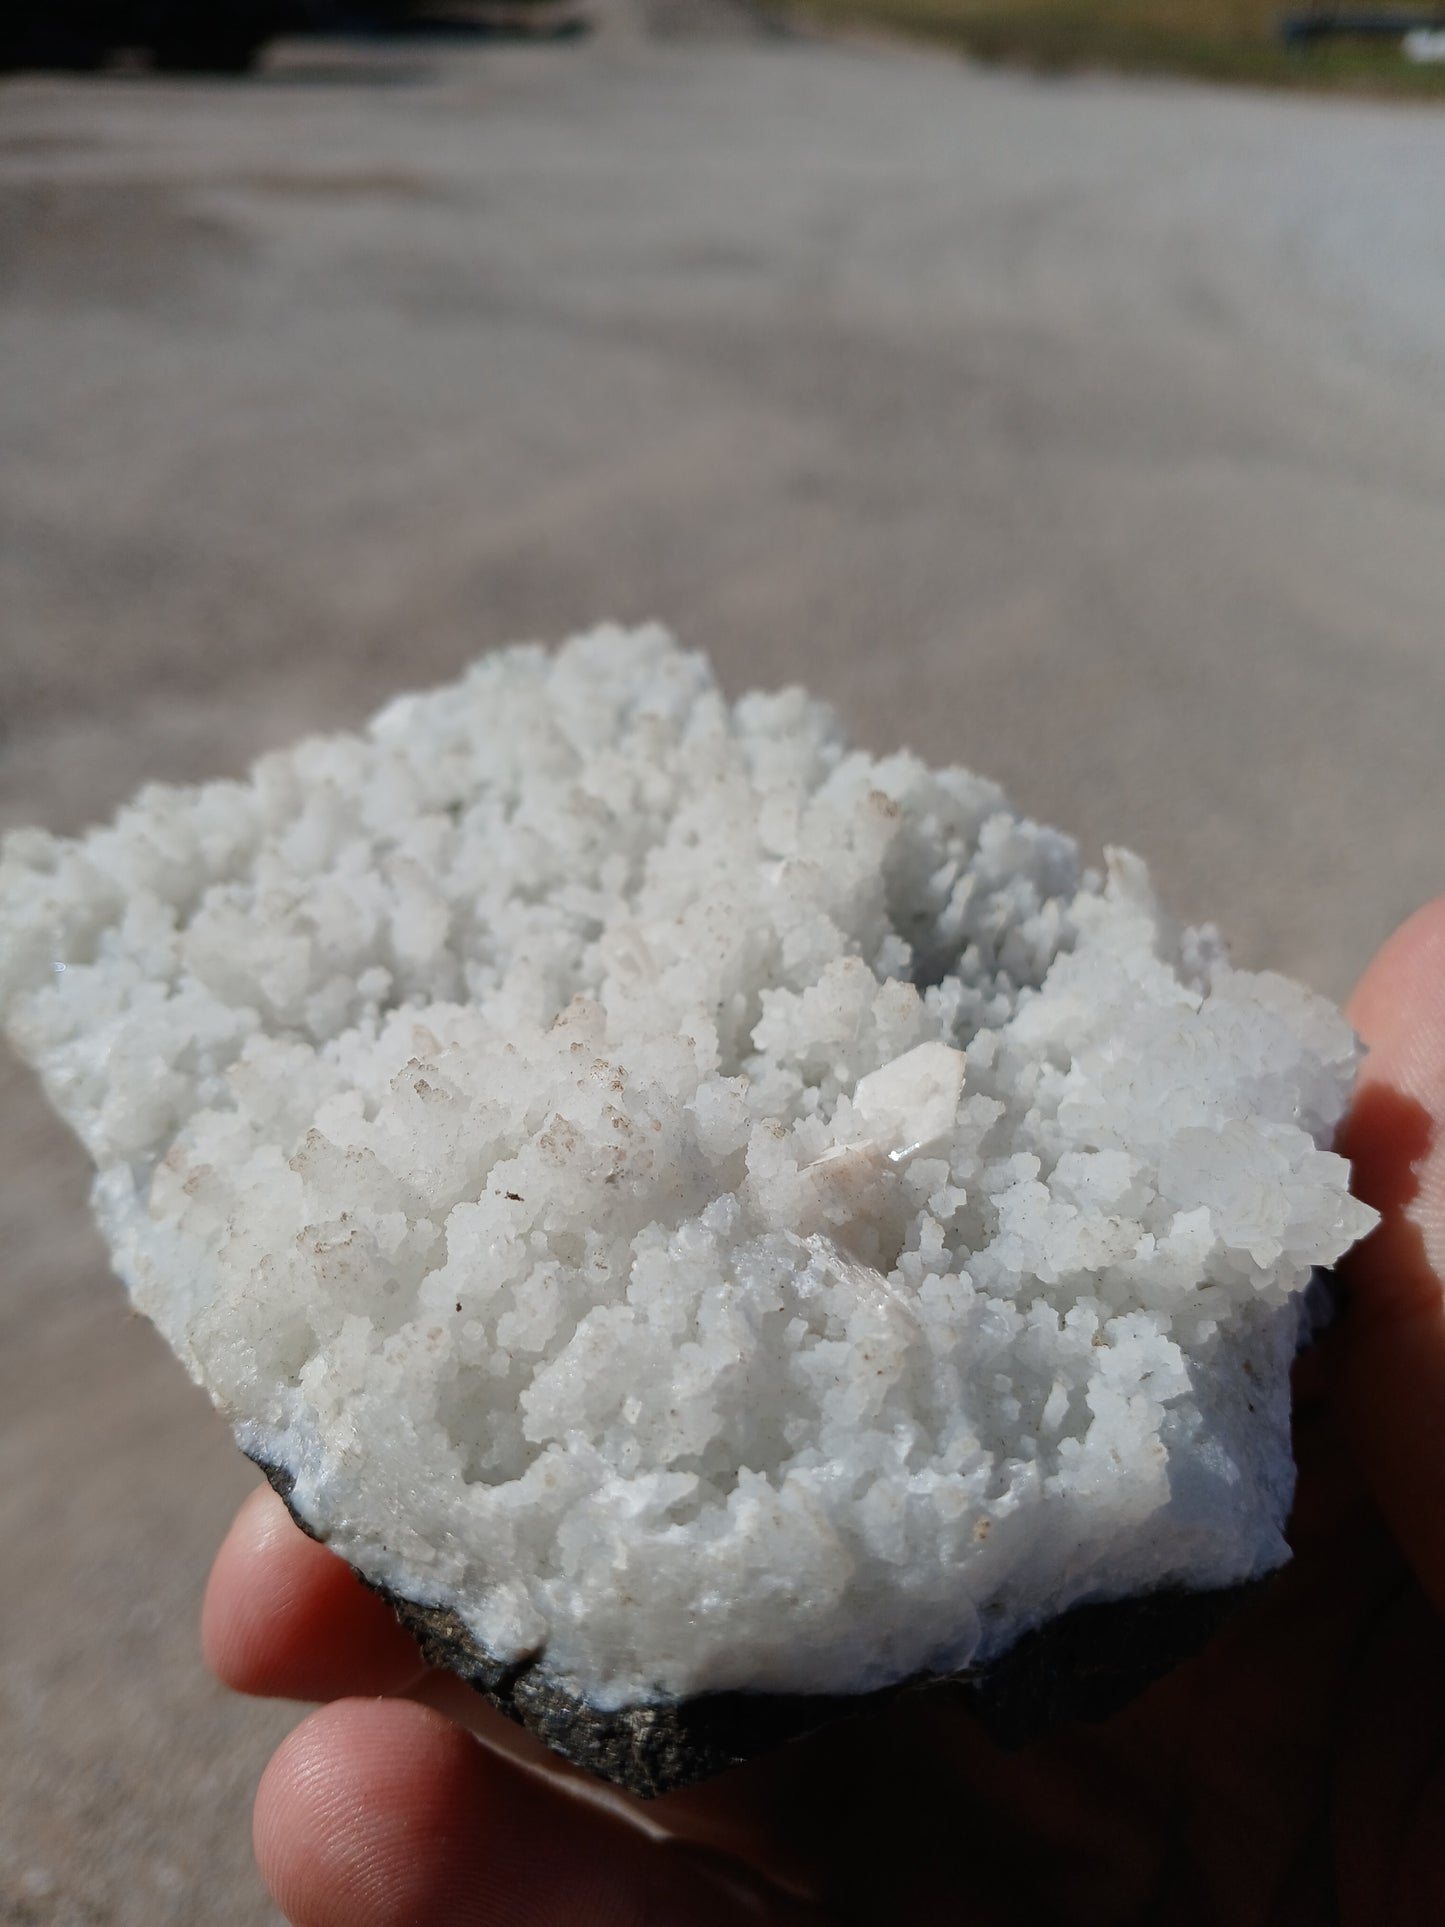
2;12;1443;1921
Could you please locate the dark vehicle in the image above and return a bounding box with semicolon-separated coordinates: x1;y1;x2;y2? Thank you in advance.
0;3;558;73
0;1;285;71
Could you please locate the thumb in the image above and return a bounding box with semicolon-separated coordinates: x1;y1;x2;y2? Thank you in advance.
1336;896;1445;1609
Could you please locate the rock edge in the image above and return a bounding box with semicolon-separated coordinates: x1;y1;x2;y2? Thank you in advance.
256;1457;1264;1796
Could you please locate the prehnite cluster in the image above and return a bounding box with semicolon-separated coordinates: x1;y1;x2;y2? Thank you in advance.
0;628;1376;1708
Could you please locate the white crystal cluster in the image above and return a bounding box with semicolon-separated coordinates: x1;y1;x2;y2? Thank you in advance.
0;629;1375;1706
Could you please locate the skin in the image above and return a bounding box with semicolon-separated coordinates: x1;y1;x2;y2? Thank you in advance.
203;899;1445;1927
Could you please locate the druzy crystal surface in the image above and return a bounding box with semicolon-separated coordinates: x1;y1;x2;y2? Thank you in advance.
0;629;1375;1718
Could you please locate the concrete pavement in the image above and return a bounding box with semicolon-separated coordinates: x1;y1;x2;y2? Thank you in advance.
2;13;1443;1920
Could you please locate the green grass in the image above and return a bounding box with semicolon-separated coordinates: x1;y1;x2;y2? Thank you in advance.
782;0;1445;94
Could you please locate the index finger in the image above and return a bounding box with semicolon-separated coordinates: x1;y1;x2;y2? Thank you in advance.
203;1482;429;1701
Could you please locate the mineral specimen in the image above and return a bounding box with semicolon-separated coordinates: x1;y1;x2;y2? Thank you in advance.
0;628;1376;1793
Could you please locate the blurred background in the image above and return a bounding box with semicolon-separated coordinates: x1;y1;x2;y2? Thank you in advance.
2;1;1443;1919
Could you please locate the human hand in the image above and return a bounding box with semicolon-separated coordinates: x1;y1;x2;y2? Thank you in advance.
203;902;1445;1926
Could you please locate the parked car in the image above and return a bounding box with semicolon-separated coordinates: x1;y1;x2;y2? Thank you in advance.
0;1;565;74
0;2;286;71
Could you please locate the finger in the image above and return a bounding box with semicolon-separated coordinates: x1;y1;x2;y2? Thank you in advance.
1337;895;1445;1608
203;1482;426;1700
254;1697;828;1927
1333;1580;1445;1924
202;1487;695;1792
